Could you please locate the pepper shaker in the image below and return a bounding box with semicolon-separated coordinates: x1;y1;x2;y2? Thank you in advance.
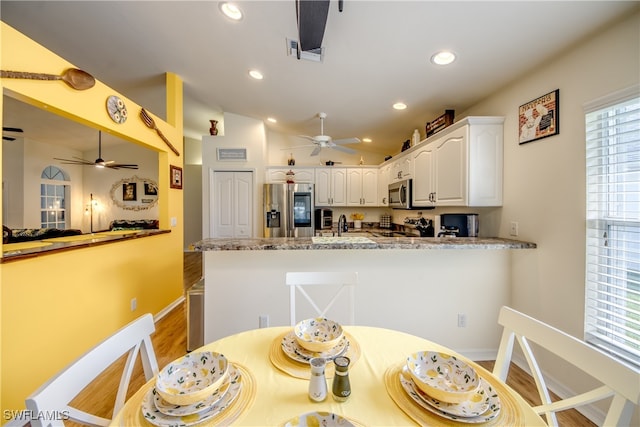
332;356;351;401
308;357;328;402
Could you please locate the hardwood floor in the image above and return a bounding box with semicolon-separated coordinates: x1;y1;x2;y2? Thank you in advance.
64;252;596;426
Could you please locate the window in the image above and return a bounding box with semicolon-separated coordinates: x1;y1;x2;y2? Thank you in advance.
40;165;69;229
585;87;640;368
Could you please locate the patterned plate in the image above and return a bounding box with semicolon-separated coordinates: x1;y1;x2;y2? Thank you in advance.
281;331;349;363
284;411;356;427
142;364;242;426
399;366;501;423
152;365;235;416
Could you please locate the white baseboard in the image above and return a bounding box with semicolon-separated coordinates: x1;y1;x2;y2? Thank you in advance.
509;354;606;425
459;349;499;361
154;296;185;322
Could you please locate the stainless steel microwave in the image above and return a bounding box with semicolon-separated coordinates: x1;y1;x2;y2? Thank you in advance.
388;179;412;209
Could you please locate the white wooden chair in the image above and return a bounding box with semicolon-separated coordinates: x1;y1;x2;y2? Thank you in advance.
24;313;159;427
286;272;358;326
493;306;640;427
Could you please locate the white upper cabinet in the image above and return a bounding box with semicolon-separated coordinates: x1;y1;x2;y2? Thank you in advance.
390;156;413;183
377;164;391;206
346;168;378;206
411;145;435;208
265;167;315;183
315;168;347;206
411;117;504;207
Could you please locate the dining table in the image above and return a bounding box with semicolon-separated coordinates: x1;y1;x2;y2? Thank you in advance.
111;325;546;426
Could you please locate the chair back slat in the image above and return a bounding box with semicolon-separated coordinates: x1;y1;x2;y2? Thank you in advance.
25;313;159;427
286;272;357;326
493;306;640;427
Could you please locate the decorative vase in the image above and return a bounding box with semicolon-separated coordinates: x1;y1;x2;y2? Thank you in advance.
354;220;362;229
209;120;219;136
288;153;295;166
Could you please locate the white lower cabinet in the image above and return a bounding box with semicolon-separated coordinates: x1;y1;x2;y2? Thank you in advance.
346;168;378;206
411;117;504;207
315;168;347;206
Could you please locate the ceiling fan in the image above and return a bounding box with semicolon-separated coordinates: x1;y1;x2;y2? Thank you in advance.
292;112;360;156
54;131;138;170
2;126;23;141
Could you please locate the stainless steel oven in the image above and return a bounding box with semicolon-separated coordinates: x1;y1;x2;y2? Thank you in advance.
388;179;412;209
314;208;333;229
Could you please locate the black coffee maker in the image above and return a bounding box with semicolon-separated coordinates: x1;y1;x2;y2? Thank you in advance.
438;214;479;237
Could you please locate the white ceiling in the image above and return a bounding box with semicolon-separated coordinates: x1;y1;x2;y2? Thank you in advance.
1;1;637;155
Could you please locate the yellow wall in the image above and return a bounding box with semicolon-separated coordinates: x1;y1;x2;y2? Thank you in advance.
0;22;184;415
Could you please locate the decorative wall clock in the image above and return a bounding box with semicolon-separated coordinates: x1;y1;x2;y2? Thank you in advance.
106;95;128;124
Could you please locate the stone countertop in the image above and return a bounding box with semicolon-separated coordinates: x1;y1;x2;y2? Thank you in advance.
189;235;536;251
1;229;170;263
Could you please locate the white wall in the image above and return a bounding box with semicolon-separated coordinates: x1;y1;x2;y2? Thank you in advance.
2;137;158;233
460;11;639;424
201;112;267;238
82;142;158;232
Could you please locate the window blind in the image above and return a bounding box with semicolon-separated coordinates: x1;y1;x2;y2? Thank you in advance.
585;91;640;367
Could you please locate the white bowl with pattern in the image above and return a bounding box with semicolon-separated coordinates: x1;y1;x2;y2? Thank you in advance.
294;318;343;352
155;351;229;406
406;351;480;403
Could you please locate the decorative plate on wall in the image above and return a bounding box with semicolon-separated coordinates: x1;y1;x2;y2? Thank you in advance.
106;95;128;124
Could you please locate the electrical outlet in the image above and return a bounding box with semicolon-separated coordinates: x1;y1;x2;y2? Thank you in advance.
259;315;269;328
130;298;137;312
510;221;519;236
457;313;467;328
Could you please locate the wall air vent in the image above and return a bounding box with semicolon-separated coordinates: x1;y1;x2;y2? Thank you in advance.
286;39;324;63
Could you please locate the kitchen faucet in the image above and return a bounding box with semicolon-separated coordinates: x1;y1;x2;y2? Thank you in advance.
338;214;347;236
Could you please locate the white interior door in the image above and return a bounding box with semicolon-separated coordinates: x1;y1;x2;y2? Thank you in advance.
211;171;253;238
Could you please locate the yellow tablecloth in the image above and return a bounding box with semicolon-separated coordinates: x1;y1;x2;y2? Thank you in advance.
112;326;545;426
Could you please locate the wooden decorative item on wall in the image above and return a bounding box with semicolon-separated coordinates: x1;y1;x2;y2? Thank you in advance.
426;110;455;138
170;165;183;189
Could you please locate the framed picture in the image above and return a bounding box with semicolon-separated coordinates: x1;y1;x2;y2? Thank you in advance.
170;165;183;189
144;182;158;195
122;182;137;201
519;89;559;144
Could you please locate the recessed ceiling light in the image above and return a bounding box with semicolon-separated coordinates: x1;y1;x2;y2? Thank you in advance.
393;102;407;110
248;69;263;80
431;51;456;65
220;2;243;20
267;117;277;123
362;138;372;143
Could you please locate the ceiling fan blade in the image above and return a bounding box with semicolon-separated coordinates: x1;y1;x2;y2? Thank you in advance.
3;136;16;141
54;157;94;166
332;137;360;145
2;127;23;133
107;164;139;170
297;135;316;142
310;146;322;156
331;145;357;154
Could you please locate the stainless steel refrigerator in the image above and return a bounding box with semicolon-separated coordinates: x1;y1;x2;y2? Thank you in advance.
264;183;314;237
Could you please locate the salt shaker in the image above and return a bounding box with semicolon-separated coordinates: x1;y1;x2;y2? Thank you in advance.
332;356;351;401
308;357;328;402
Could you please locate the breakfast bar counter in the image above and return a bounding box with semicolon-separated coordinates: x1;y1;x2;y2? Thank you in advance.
193;236;536;358
189;236;536;251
